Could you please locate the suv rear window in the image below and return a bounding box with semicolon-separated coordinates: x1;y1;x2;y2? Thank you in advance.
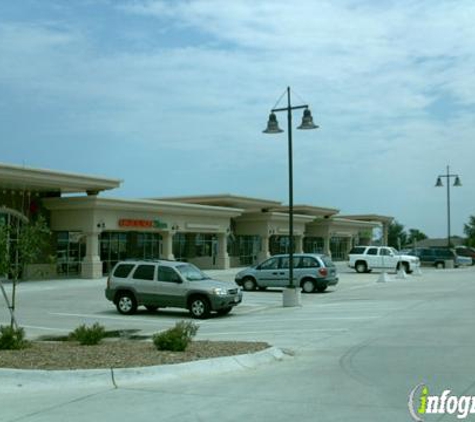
132;264;155;281
113;264;135;278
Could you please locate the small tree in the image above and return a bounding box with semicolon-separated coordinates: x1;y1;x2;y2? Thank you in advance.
463;215;475;247
407;229;428;246
0;215;50;328
388;221;407;249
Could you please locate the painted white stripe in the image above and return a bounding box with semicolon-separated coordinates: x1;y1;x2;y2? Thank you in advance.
200;328;348;336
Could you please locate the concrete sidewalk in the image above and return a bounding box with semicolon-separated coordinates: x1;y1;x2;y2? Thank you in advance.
0;347;288;392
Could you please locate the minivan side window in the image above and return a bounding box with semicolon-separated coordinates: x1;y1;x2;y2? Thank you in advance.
280;257;289;269
260;258;279;270
299;257;319;268
113;264;135;278
132;264;155;281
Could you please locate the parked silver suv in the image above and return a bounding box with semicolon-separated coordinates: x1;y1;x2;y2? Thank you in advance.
235;253;338;293
105;260;242;319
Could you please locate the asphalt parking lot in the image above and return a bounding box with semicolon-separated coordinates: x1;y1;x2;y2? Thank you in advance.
1;263;475;421
1;262;390;343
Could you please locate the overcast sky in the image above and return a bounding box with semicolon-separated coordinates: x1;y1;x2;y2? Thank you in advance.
1;0;474;238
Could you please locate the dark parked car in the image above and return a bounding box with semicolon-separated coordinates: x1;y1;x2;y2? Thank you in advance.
407;247;458;269
235;253;338;293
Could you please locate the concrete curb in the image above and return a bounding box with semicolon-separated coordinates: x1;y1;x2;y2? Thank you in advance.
0;347;289;392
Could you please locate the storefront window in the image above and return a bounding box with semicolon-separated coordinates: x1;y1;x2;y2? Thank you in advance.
303;237;324;254
100;232;128;275
228;235;261;266
269;235;296;255
56;231;85;277
100;231;162;275
172;233;217;261
330;237;350;261
0;209;25;278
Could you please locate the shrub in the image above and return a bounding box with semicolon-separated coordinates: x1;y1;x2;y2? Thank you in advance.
0;325;28;350
153;321;199;352
70;322;106;346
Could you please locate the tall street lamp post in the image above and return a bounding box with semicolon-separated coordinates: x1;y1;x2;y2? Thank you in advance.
435;165;462;247
263;87;318;306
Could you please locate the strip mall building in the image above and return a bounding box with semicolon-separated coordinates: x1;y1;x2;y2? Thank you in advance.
0;163;392;279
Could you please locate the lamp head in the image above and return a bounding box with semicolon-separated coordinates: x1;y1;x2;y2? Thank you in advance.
263;112;283;134
435;177;443;187
454;176;462;187
297;108;319;130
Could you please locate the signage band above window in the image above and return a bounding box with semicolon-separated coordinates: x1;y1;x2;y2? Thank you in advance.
118;219;168;229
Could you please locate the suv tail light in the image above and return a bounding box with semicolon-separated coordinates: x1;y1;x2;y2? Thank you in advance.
318;267;328;277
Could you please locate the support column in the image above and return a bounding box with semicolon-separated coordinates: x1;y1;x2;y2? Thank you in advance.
382;223;389;246
323;236;332;258
295;235;304;253
258;235;271;262
161;231;175;260
215;233;230;269
345;237;353;260
81;232;102;279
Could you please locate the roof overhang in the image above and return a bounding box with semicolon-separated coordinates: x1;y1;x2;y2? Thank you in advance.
270;204;339;218
0;162;122;194
43;196;243;218
150;194;282;212
339;214;394;224
235;211;315;224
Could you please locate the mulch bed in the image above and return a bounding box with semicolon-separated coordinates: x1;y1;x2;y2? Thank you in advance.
0;340;270;370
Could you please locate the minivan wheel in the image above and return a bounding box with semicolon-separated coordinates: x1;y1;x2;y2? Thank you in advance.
189;296;210;319
435;261;445;269
301;279;315;293
116;292;137;315
242;277;257;291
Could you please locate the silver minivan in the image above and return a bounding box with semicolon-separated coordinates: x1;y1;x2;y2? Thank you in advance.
235;253;338;293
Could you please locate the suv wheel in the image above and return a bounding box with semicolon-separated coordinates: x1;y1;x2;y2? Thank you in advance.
355;262;367;273
435;261;445;269
116;292;137;315
189;296;211;319
242;277;257;291
301;279;315;293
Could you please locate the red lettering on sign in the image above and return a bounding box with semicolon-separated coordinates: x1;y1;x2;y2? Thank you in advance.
118;219;153;228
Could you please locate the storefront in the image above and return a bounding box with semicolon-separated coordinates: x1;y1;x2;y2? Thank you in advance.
1;163;392;279
44;196;242;277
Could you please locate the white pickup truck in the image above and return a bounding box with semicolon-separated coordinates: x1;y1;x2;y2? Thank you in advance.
348;246;420;274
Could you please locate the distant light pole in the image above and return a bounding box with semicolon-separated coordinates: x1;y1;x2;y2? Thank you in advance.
263;87;318;304
435;165;462;247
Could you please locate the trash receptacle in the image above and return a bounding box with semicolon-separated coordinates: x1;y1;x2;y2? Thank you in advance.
444;259;454;269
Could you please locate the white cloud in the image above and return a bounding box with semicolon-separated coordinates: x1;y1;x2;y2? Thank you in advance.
1;1;474;236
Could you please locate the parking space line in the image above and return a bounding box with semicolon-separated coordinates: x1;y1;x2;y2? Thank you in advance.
200;328;349;336
48;312;181;324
